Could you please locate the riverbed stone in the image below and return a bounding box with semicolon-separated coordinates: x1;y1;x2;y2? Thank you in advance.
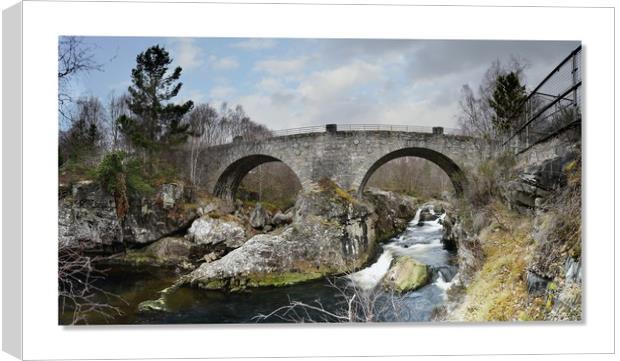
383;256;430;293
106;236;195;268
186;215;246;249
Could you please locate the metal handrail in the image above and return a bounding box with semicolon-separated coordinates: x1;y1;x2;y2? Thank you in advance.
271;126;326;137
271;124;462;138
502;45;582;151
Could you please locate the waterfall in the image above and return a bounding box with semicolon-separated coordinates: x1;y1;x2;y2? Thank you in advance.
348;250;394;291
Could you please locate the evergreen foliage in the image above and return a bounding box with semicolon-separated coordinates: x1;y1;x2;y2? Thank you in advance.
118;45;194;153
96;151;152;197
488;72;527;132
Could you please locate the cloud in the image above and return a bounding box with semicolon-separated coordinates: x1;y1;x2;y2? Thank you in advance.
209;55;240;70
149;39;581;131
231;38;276;50
257;77;286;92
209;85;235;99
406;40;579;84
177;88;207;104
170;38;203;70
254;57;307;75
297;60;384;103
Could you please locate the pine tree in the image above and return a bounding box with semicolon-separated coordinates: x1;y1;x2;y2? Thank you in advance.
488;71;527;133
118;45;193;156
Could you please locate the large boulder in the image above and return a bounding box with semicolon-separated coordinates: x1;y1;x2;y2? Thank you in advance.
180;181;380;291
122;184;199;245
108;236;194;269
418;205;438;224
361;188;418;241
249;203;270;229
59;181;201;252
58;180;123;251
502;174;551;209
185;215;247;249
383;256;430;293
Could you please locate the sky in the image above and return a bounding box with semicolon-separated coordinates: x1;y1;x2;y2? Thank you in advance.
65;37;580;131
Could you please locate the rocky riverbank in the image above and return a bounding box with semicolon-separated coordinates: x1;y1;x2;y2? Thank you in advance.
433;152;582;322
59;177;421;296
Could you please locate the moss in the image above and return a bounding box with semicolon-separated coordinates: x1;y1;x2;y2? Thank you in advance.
137;298;168;313
196;271;327;292
244;271;324;288
384;257;429;293
317;177;356;205
200;279;227;290
116;251;160;266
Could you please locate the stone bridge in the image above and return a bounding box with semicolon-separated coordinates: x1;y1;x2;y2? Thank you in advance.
201;125;488;201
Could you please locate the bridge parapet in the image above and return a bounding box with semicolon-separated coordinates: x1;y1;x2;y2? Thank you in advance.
270;123;463;138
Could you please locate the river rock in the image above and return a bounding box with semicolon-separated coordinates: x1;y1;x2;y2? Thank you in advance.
186;215;246;249
418;206;438;224
144;237;192;260
383;256;429;293
361;188;418;241
272;210;293;226
249;203;270;229
109;236;194;269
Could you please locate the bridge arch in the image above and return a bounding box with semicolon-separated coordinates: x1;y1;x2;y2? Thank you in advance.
213;154;303;201
356;147;468;197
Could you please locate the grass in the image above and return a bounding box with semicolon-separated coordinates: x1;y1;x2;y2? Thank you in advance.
317;178;356;204
454;202;547;321
241;199;294;214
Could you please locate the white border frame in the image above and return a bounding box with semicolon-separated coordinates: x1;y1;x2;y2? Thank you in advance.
2;1;616;359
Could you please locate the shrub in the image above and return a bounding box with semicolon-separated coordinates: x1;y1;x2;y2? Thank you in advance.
96;151;152;196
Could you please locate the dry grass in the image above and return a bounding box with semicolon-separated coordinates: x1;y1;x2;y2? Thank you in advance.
451;202;547;321
317;178;356;204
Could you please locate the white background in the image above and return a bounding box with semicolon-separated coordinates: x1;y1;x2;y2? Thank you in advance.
1;0;617;360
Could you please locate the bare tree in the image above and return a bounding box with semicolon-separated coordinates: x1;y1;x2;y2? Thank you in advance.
106;92;131;151
458;58;528;149
58;36;102;123
366;157;452;198
220;103;272;141
58;244;127;325
187;103;220;186
253;276;412;323
59;96;107;164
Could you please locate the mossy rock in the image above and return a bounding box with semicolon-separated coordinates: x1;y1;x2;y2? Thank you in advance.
383;256;430;293
137;298;168;313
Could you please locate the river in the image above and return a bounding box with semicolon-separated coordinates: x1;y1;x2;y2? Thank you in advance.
59;206;457;324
